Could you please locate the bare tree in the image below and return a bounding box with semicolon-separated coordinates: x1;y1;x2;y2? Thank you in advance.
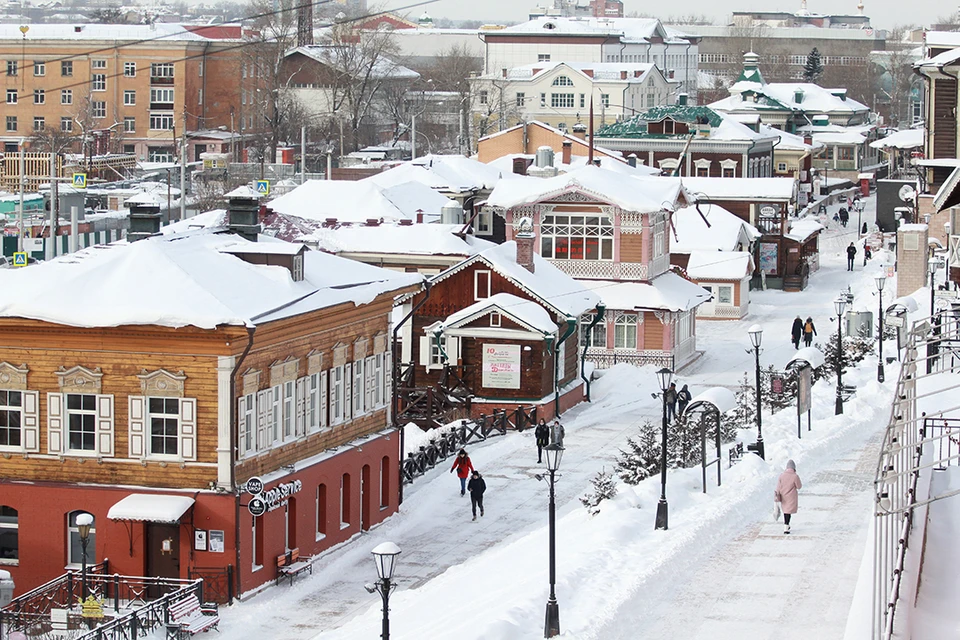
470;77;522;144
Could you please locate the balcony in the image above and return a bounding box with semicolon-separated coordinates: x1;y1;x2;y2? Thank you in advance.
150;102;174;111
149;76;174;86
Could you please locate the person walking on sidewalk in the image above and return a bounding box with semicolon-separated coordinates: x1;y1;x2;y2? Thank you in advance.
677;384;692;416
468;470;486;521
664;383;678;421
775;459;803;534
802;317;817;347
535;419;550;463
791;315;804;350
846;243;857;271
550;419;565;447
450;449;474;496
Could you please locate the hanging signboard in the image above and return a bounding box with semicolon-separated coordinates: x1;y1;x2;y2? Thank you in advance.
885;315;906;328
770;374;784;395
482;344;521;389
797;367;812;414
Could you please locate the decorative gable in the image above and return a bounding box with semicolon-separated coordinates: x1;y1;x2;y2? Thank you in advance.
270;357;300;386
55;366;103;394
0;362;29;390
307;349;324;375
332;343;350;368
136;369;187;398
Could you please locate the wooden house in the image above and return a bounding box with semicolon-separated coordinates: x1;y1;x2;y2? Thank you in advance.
0;194;421;598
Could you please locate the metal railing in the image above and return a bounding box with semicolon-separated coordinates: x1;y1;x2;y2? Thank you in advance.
74;580;203;640
583;347;675;370
0;560;108;637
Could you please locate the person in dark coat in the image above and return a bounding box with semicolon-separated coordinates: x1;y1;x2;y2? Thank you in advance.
846;243;857;271
803;317;817;347
664;382;678;421
450;449;474;496
468;470;486;520
791;315;804;350
534;419;550;463
677;384;692;416
862;222;868;235
838;207;849;227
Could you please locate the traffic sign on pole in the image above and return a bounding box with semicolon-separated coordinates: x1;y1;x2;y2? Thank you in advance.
72;173;87;189
255;180;270;196
12;252;27;267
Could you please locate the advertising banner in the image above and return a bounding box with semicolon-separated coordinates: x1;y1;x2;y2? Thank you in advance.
482;344;521;389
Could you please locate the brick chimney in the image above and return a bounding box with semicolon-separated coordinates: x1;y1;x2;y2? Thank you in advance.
515;217;535;273
224;185;263;242
512;157;529;175
561;140;572;165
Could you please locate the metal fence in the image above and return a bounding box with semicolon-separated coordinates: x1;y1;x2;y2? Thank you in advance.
583;348;675;371
0;560;108;638
74;580;203;640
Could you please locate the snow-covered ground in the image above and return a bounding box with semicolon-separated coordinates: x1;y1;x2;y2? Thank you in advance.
218;196;898;639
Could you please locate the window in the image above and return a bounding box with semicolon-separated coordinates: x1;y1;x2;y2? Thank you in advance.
722;167;735;178
239;392;254;455
551;75;573;86
91;74;106;91
147;397;179;457
198;88;203;105
148;147;174;162
6;60;16;76
150;88;174;104
490;312;501;327
123;117;135;133
696;165;709;177
540;93;546;107
373;354;384;409
646;92;654;107
474;209;493;236
717;286;733;304
124;90;136;106
474;269;491;300
580;316;606;348
252;513;263;571
0;506;16;562
539;213;614;260
538;54;551;62
5;89;14;104
0;391;22;448
380;456;390;509
33;60;44;76
551;93;574;108
614;313;638;349
777;162;787;172
198;61;204;77
579;94;585;108
150;113;174;130
676;310;693;343
270;385;280;443
92;102;106;119
6;116;17;132
67;511;95;566
61;117;73;132
515;92;525;107
92;59;106;69
478;90;488;105
352;360;363;417
61;89;72;105
61;60;72;76
331;365;344;425
340;474;351;528
282;380;294;439
33;89;44;105
123;62;136;77
33;117;44;131
429;335;447;367
284;498;296;551
316;483;327;540
601;93;610;107
67;394;97;452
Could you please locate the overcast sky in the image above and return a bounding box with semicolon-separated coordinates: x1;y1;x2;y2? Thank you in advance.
387;0;950;33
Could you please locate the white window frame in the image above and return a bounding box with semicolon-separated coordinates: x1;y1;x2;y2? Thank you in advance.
352;359;363;417
551;75;573;86
34;115;45;131
676;310;693;343
92;101;106;119
490;312;501;327
67;511;95;568
149;113;174;130
123;117;135;133
614;313;638;349
474;269;491;300
550;93;574;108
65;393;98;454
473;209;493;236
364;356;376;413
151;62;174;78
123;90;135;106
239;392;255;456
0;390;24;451
91;74;106;92
717;285;733;305
694;158;711;176
91;59;106;69
270;385;281;444
5;89;15;104
33;89;44;105
281;380;294;440
373;354;384;408
539;213;614;261
123;62;136;77
61;117;73;132
150;88;174;104
331;365;345;425
580;316;606;348
33;60;44;76
146;397;180;458
0;505;17;564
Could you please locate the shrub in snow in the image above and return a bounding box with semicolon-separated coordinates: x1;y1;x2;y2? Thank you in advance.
816;326;875;382
580;467;618;516
668;412;702;468
720;373;756;442
615;420;661;485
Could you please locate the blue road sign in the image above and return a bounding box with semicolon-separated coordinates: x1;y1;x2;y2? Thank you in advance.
12;252;27;267
72;173;87;189
256;180;270;195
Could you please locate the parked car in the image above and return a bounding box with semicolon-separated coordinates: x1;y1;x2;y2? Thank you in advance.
0;256;9;269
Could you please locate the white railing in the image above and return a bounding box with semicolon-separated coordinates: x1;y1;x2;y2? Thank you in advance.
548;260;648;281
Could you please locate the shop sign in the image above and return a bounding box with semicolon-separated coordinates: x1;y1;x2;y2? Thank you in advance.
248;497;267;517
264;479;303;512
245;476;264;495
482;344;521;389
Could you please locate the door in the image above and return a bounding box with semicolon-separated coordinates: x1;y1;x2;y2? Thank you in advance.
194;144;208;162
146;523;180;595
361;464;371;531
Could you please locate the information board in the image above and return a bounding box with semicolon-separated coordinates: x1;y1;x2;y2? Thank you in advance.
481;344;521;389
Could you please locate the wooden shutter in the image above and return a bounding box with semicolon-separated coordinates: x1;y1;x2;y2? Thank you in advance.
21;390;39;452
271;385;281;443
320;370;328;429
365;356;376;411
256;389;269;450
179;397;197;461
418;336;430;367
128;395;146;458
47;393;64;454
237;395;248;456
447;337;460;365
95;394;114;457
385;351;393;423
344;363;352;422
353;360;364;416
295;378;306;437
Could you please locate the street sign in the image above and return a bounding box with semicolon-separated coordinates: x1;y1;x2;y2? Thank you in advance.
247;496;267;517
245;476;264;495
72;173;87;189
12;252;27;267
885;315;906;328
760;205;777;216
255;180;270;196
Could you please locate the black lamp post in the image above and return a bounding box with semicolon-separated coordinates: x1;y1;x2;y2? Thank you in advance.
747;325;765;460
876;275;886;383
928;256;946;374
76;512;93;602
834;297;847;415
366;542;401;640
542;442;564;638
654;367;673;530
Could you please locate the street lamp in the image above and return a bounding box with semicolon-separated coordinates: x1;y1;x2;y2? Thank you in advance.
856;199;864;236
928;256;946;374
655;367;673;530
747;324;765;460
834;297;847;415
366;542;401;640
542;442;564;638
876;274;886;383
76;513;93;602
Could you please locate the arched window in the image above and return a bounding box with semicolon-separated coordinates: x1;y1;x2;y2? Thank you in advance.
0;506;17;562
340;473;351;527
551;75;573;86
380;457;390;509
67;510;95;566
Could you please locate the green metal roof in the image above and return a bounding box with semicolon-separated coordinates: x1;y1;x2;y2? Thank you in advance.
594;105;722;139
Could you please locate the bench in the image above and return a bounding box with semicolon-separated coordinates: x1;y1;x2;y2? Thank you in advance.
276;548;313;586
165;594;219;638
840;384;857;401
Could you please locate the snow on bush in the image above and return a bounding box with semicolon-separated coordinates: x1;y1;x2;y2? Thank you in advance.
615;420;661;485
580;468;618;516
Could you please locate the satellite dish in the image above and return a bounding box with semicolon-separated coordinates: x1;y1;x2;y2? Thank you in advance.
899;185;916;203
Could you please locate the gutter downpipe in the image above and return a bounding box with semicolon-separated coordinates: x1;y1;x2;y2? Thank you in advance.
579;304;606;402
394;280;431;505
231;325;255;602
554;316;577;417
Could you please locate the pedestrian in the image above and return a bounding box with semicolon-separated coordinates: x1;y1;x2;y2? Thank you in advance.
846;242;857;271
535;419;550;463
803;317;817;347
864;244;872;265
450;449;474;496
791;315;803;350
775;459;803;534
664;382;678;421
467;470;486;521
839;207;848;227
861;222;868;235
677;384;692;416
550;419;565;447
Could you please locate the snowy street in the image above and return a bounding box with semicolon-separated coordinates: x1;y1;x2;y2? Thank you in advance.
217;195;895;639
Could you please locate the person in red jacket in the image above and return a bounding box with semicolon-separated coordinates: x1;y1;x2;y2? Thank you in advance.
450;449;474;496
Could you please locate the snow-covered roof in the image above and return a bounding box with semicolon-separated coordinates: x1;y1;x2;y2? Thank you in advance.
380;181;454;219
441;293;557;334
582;271;710;312
500;60;659;83
305;223;495;256
107;494;195;524
0;23;223;41
595;106;776;143
870;128;924;151
672;204;760;253
812;130;867;145
675;176;797;201
785;218;825;243
161;209;228;235
494;16;695;43
286;45;419;80
685;251;753;280
486;153;660;177
710;81;869;115
0;231;422;329
366;155;502;192
266;180;412;223
485;165;683;213
763;125;824;152
925;31;960;49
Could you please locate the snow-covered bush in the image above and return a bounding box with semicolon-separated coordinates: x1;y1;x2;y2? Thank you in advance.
615;420;661;485
668;412;701;468
720;373;755;442
580;468;617;515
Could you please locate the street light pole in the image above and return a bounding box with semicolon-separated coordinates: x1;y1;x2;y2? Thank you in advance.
542;443;563;637
655;367;673;530
367;542;401;640
834;298;847;415
747;325;765;460
76;513;93;602
876;275;886;383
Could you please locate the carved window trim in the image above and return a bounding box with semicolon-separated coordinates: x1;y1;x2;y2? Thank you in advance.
135;369;186;398
353;336;370;360
332;343;350;368
55;366;103;394
270;358;300;387
242;369;261;396
0;362;29;390
372;332;388;355
307;350;325;375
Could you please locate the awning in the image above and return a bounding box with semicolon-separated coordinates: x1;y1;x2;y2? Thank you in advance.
933;166;960;212
786;347;825;370
107;494;195;524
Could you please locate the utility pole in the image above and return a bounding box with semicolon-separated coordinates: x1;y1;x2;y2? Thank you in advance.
18;139;24;252
301;125;306;184
180;108;187;221
411;113;417;161
48;152;58;260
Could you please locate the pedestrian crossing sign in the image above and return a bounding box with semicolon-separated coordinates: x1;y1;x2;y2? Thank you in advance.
72;173;87;189
255;180;270;196
12;252;27;267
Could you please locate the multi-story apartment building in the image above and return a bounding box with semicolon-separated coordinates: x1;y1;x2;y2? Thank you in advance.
0;23;263;162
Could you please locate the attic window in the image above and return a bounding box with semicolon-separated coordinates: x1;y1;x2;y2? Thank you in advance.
663;119;675;135
490;312;502;328
552;75;573;87
292;254;304;282
543;21;556;29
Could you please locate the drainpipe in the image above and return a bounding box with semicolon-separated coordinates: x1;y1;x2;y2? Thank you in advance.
579;304;606;402
433;328;449;363
231;325;255;601
554;316;577;417
393;280;431;504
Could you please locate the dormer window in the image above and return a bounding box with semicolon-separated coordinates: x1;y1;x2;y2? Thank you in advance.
292;254;304;282
663;119;675;135
551;75;573;86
